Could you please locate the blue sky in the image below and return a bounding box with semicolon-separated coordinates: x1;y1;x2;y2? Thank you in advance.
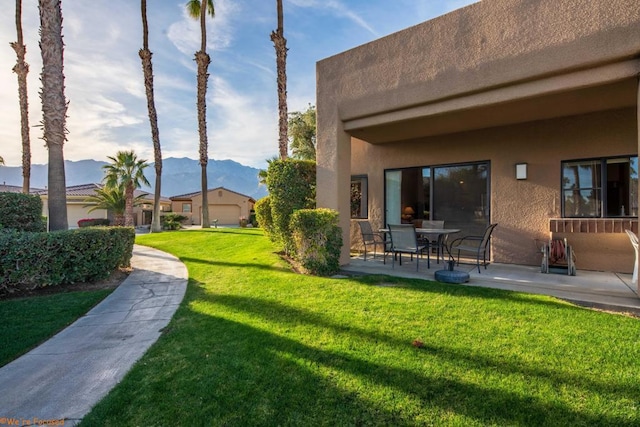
0;0;477;169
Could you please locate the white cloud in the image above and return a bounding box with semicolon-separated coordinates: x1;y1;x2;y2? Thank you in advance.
287;0;378;36
207;75;279;167
167;0;238;57
0;0;478;171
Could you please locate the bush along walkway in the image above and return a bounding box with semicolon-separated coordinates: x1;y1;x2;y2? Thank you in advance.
0;245;187;425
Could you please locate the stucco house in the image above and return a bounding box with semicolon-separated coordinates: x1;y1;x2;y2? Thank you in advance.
170;187;256;226
316;0;640;272
37;183;172;228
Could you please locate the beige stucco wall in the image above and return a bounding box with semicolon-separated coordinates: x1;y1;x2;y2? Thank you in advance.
321;0;640;123
172;189;254;226
317;0;640;269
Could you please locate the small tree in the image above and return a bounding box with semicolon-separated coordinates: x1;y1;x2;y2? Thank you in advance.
103;150;150;227
288;104;316;160
84;185;144;226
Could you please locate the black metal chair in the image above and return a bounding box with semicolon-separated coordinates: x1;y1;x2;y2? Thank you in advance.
449;223;498;273
357;221;387;261
387;224;429;271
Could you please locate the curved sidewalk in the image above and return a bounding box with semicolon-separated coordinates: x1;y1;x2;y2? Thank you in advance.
0;244;188;425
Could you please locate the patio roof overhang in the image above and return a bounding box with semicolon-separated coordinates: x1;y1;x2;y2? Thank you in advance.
343;59;640;144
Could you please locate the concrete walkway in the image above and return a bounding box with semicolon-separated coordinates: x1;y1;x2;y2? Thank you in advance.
344;255;640;315
0;245;188;425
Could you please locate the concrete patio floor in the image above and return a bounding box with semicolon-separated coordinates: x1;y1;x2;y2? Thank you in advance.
342;252;640;315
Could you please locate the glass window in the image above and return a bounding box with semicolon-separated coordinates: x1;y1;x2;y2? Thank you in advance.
432;163;489;236
562;156;637;217
182;203;192;213
350;176;368;219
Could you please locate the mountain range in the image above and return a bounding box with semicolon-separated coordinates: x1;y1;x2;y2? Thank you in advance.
0;157;268;200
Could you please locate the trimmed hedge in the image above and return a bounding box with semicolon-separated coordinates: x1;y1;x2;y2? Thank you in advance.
78;218;111;228
266;159;316;253
290;208;342;276
161;213;188;230
254;196;273;237
0;192;46;232
0;227;135;295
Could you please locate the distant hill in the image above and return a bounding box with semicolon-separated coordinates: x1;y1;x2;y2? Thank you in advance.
0;157;268;200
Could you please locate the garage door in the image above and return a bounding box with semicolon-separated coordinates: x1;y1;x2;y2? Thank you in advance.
67;205;107;228
208;204;240;225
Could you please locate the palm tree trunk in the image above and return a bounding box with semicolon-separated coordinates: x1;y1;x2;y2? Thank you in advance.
114;213;125;226
125;183;134;227
140;0;163;233
12;0;31;194
39;0;68;231
197;0;210;228
271;0;288;160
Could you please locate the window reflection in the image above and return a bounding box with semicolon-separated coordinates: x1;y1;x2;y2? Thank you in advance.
562;157;637;217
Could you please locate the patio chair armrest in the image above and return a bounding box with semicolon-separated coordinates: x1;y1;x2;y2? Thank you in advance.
450;235;482;248
364;233;386;243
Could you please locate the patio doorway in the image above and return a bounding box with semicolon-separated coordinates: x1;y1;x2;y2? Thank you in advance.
385;161;490;236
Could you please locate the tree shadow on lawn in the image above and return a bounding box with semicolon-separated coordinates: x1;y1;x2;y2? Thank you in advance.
180;256;294;274
172;295;638;427
205;293;640;409
181;228;263;238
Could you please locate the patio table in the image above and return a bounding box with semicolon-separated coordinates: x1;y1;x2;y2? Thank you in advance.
380;227;461;264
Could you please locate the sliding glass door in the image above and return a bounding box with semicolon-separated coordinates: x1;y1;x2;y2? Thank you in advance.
385;161;489;235
385;170;402;226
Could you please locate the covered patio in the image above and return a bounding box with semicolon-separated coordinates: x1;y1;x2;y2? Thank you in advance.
316;0;640;278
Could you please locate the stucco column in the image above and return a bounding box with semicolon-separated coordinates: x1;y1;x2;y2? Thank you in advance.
636;76;640;294
316;109;352;265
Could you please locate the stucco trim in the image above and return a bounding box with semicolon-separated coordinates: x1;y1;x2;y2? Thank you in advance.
343;59;640;132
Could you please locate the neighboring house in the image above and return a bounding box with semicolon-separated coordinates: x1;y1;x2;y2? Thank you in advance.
0;184;44;194
171;187;256;226
37;183;172;228
316;0;640;272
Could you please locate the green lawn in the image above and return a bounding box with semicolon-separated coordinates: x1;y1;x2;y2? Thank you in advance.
0;289;113;367
82;228;640;426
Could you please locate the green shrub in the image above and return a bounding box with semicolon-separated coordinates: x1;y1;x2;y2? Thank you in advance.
0;192;46;232
78;218;111;228
161;213;188;230
290;208;342;276
254;196;273;237
266;159;316;253
0;227;134;295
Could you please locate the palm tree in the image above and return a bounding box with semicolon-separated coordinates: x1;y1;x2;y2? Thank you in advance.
258;156;278;185
11;0;31;194
39;0;68;231
103;150;150;227
187;0;214;228
288;104;316;160
84;185;144;226
139;0;163;233
0;156;4;165
271;0;288;159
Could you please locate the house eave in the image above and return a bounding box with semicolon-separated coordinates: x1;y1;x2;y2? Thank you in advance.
343;59;640;143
